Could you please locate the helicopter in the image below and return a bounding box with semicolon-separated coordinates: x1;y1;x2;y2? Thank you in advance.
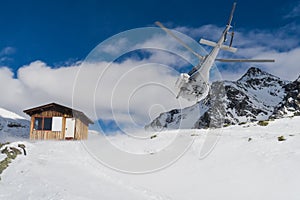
156;2;274;101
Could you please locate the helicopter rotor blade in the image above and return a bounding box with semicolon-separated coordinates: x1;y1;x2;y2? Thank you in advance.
227;2;237;26
216;58;275;62
155;21;204;60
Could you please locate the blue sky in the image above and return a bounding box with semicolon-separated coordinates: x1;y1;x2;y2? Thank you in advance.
0;0;299;70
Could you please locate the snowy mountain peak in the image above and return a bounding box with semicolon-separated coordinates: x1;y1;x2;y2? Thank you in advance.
296;75;300;82
246;66;264;74
0;108;25;120
238;67;278;82
147;67;300;130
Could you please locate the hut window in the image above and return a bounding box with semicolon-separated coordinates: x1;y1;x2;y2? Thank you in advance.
34;117;43;130
33;117;52;131
43;118;52;130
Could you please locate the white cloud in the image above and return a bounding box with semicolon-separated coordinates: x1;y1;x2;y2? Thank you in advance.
18;61;80;103
1;22;300;130
175;25;223;41
256;47;300;80
0;57;193;132
0;47;16;56
0;61;80;117
0;67;32;114
284;1;300;19
0;47;16;65
100;38;129;55
73;59;193;130
133;32;201;66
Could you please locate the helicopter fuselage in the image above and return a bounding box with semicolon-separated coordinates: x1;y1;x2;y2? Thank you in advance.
175;23;230;101
156;2;274;102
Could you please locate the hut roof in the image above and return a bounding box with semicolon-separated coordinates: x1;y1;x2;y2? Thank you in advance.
23;102;94;125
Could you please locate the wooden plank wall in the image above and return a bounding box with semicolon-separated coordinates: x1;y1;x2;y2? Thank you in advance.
31;130;64;140
29;110;89;140
30;110;71;140
75;118;88;140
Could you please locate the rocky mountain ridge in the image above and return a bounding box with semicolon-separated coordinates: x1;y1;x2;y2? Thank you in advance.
146;67;299;130
0;108;29;141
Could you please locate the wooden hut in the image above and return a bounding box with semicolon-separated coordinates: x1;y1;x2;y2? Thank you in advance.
23;103;94;140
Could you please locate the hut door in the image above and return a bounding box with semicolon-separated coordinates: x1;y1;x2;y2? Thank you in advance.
65;118;75;139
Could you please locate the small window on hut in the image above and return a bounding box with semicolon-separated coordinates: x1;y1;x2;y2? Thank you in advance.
34;117;43;130
33;117;52;131
43;118;52;130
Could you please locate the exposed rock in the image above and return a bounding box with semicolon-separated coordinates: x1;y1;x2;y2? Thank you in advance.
146;67;298;130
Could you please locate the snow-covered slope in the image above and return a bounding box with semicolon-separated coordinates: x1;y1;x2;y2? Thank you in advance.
272;75;300;117
0;108;25;120
0;117;299;200
147;67;295;130
0;108;30;141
